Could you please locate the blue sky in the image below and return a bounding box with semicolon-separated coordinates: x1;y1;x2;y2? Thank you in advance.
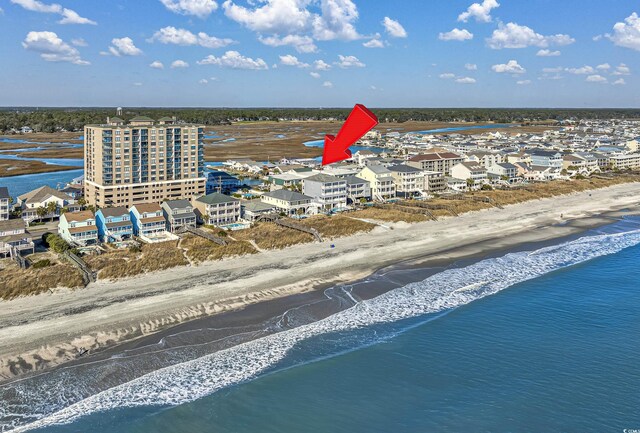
1;0;639;107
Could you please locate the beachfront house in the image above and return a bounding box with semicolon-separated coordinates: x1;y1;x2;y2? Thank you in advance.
241;201;276;222
388;164;425;198
129;203;167;239
608;154;640;170
95;207;133;243
451;162;488;187
302;173;348;211
192;193;241;226
344;176;371;203
0;219;34;257
261;189;313;216
357;165;396;201
422;171;446;192
58;210;98;246
0;187;10;221
17;186;74;223
161;199;197;232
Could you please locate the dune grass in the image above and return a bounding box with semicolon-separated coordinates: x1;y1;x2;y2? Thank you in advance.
180;235;257;263
299;215;376;238
0;261;84;299
85;241;188;280
233;222;315;249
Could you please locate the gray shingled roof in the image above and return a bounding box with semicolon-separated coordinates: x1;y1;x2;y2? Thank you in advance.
262;189;312;202
99;206;129;218
196;192;240;205
0;187;9;200
304;173;345;183
344;175;369;185
163;199;193;210
388;164;422;173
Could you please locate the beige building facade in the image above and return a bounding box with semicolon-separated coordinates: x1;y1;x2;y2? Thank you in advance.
84;116;206;208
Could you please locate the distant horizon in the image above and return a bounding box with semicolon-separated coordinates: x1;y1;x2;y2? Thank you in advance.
2;106;640;111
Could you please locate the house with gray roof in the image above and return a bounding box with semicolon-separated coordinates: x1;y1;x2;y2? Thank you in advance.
161;199;197;232
344;176;371;202
0;219;34;257
192;193;241;226
302;173;347;211
95;207;133;242
241;200;276;222
261;189;314;216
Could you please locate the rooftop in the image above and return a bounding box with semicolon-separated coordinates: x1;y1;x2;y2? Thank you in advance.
196;192;240;205
262;189;312;202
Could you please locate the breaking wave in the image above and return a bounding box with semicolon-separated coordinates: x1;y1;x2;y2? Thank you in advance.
4;228;640;432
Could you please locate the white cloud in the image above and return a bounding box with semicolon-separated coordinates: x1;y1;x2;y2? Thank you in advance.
455;77;476;84
322;80;333;88
335;54;365;68
465;63;477;70
197;50;269;70
536;49;560;56
11;0;95;24
487;22;574;49
492;60;526;74
279;54;309;68
259;34;317;53
439;73;455;79
171;59;189;68
314;59;331;70
222;0;311;34
223;0;360;41
612;63;631;75
363;35;384;48
586;74;607;83
613;78;626;85
605;12;640;51
517;80;531;85
596;63;611;71
22;30;89;65
133;82;143;86
149;60;164;69
150;26;235;49
59;8;95;24
543;67;563;73
438;28;473;42
310;71;320;78
199;78;208;84
311;0;360;41
0;7;3;13
71;38;87;47
565;66;595;75
160;0;218;18
382;17;407;38
108;37;143;56
458;0;499;23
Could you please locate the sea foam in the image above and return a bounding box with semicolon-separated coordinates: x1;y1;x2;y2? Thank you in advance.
4;228;640;432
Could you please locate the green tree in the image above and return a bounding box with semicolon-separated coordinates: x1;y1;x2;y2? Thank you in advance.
46;201;58;221
36;206;47;221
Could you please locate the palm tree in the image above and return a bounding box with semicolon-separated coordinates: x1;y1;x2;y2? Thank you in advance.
36;206;47;222
46;201;58;221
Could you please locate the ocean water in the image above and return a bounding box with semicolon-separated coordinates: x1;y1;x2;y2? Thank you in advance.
3;218;640;432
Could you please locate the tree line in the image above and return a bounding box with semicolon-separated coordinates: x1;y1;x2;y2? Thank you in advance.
2;107;640;133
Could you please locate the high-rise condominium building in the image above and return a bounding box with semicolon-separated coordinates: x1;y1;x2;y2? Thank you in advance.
84;116;206;208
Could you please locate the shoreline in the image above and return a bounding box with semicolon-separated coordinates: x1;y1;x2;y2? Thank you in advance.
0;182;639;382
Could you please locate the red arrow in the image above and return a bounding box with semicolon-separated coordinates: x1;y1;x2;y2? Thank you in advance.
322;104;378;165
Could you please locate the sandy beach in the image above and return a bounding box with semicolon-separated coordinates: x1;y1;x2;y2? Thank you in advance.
0;182;638;381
